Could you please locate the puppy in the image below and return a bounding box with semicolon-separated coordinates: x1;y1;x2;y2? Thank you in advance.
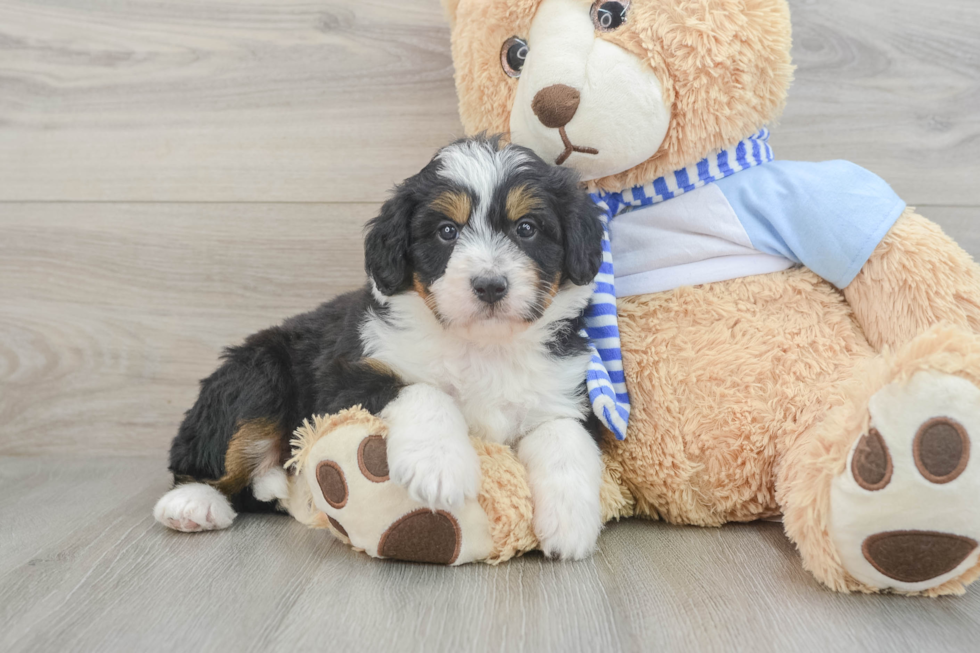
154;136;607;559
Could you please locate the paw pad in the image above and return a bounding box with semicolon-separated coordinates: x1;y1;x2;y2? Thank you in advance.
358;435;390;483
852;428;893;491
378;509;462;565
862;530;978;584
316;461;348;508
914;417;970;484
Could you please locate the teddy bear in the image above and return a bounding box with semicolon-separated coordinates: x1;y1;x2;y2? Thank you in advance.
284;0;980;596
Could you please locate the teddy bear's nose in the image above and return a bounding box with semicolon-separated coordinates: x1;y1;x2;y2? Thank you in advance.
532;84;581;129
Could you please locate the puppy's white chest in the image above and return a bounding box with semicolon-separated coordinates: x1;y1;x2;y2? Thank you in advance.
433;349;546;444
369;331;584;444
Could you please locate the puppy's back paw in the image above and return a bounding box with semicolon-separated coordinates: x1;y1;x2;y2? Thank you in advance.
154;483;236;532
252;467;290;503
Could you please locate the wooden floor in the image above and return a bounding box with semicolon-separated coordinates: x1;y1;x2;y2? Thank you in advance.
1;0;979;651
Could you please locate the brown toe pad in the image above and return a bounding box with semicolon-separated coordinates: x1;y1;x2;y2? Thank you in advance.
358;435;390;483
914;417;970;485
316;461;348;509
852;428;893;491
328;516;349;539
863;530;978;583
378;509;462;565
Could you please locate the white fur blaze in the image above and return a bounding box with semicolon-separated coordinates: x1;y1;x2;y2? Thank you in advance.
154;483;237;533
518;418;603;560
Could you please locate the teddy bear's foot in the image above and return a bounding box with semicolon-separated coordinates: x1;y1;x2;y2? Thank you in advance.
830;370;980;593
286;408;501;565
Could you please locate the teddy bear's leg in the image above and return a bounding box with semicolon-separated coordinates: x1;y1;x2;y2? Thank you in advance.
778;324;980;595
285;407;546;565
844;210;980;352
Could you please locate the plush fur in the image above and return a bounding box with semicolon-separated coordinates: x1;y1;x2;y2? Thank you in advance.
844;210;980;352
433;0;980;593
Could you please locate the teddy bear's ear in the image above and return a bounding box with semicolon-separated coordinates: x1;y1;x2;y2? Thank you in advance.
440;0;461;27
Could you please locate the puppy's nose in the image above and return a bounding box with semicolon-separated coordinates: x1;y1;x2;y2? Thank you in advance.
532;84;581;129
471;276;509;305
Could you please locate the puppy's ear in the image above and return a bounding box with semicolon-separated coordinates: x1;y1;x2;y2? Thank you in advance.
553;168;604;286
364;181;418;296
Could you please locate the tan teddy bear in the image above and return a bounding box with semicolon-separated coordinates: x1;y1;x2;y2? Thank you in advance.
288;0;980;596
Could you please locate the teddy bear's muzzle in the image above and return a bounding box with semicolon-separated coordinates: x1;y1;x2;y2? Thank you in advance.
531;84;599;166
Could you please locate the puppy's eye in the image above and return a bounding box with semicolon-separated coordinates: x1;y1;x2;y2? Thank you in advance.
438;222;459;242
591;1;629;32
515;220;537;239
501;37;528;78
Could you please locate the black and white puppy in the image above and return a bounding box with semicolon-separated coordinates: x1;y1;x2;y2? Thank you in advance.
154;136;607;559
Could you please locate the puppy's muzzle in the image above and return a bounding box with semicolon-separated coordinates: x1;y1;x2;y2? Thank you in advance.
471;276;509;305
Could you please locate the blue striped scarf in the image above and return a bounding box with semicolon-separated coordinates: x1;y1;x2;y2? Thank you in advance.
581;129;775;440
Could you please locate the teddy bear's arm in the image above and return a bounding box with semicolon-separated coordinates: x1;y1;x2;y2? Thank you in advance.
843;209;980;352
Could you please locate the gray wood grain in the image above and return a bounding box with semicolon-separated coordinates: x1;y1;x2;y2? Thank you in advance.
0;0;462;203
2;456;980;653
0;203;374;456
0;0;978;204
767;0;980;207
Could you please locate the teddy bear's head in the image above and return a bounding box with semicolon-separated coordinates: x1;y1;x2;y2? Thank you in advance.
443;0;794;191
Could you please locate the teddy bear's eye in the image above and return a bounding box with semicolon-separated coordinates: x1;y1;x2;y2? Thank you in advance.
591;1;629;32
501;36;529;78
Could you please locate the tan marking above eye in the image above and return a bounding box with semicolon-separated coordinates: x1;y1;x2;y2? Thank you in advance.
914;417;970;484
506;185;543;222
431;191;472;225
852;428;893;491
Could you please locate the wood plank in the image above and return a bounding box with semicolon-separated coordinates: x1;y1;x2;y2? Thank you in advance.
2;456;980;653
0;0;978;204
773;0;980;206
0;0;462;203
0;202;376;456
1;203;977;457
925;205;980;255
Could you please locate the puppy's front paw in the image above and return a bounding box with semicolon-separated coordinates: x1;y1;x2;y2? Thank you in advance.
388;434;481;512
532;482;602;561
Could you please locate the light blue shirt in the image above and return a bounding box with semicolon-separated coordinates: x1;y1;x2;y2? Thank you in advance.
609;160;907;296
715;160;907;289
